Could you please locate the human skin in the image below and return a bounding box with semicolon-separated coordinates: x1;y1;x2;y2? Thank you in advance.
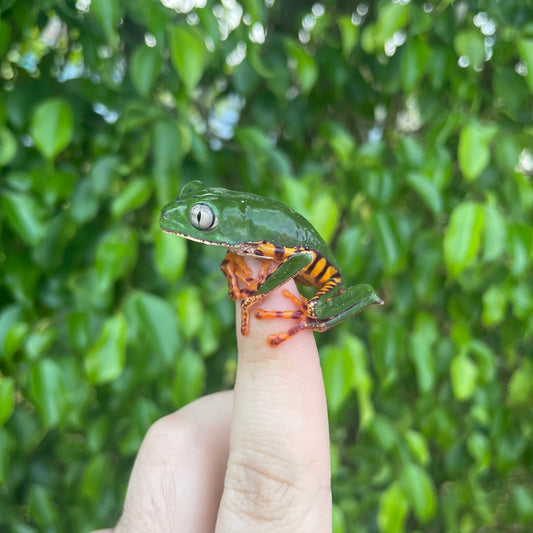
92;258;332;533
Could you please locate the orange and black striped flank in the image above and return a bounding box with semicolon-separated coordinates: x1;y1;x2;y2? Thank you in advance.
249;241;341;291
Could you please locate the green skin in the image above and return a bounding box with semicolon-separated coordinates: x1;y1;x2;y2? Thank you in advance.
160;181;382;330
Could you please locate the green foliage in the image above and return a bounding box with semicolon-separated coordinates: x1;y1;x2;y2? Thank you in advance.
1;0;533;531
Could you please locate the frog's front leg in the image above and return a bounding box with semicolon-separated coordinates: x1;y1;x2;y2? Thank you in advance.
220;251;279;335
220;252;253;300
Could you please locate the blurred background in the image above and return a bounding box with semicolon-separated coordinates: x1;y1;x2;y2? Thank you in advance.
1;0;533;531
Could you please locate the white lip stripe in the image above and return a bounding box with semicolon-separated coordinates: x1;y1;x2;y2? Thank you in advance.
161;228;274;258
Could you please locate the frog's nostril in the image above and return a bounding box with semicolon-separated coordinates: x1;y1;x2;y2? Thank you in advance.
163;211;169;219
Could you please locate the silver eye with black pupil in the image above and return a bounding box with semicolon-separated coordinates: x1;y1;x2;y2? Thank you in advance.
189;203;217;230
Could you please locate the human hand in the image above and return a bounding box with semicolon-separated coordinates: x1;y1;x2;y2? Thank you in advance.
92;259;331;533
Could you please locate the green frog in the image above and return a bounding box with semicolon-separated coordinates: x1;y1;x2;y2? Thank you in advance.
160;181;382;346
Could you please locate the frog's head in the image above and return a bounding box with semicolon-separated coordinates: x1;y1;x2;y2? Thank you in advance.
160;180;234;246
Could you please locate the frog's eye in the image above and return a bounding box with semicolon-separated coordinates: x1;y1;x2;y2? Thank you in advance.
189;203;217;231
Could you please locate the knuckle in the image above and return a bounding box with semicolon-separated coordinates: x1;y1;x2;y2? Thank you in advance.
222;445;325;527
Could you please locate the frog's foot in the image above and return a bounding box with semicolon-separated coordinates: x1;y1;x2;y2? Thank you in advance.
240;293;267;336
255;289;317;346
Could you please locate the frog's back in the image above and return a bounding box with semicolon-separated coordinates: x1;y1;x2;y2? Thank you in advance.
206;187;333;259
161;182;343;290
205;188;342;289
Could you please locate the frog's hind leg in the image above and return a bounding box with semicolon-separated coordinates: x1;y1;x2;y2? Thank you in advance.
255;284;383;347
255;289;318;346
255;289;307;320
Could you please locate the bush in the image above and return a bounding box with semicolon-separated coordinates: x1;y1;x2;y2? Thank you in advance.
1;1;532;531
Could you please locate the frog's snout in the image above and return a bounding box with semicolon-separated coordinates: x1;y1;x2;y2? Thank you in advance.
162;211;169;219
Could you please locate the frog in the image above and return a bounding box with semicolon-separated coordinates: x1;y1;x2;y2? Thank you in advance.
160;181;383;347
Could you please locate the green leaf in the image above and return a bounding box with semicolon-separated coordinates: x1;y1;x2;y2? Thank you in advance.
467;431;490;469
458;122;497;181
347;334;374;428
285;40;318;93
370;415;399;452
28;484;57;527
152;120;191;201
372;212;406;275
310;193;340;244
518;39;533;92
332;503;347;533
444;201;484;277
0;19;12;57
199;312;220;356
0;377;14;427
320;121;356;164
168;24;207;92
247;42;276;78
0;306;26;360
0;428;15;484
95;226;138;289
508;361;533;407
131;45;162;97
70;180;99;224
513;485;533;524
89;155;121;196
29;359;67;428
362;3;409;54
377;481;409;533
111;177;152;219
400;37;429;92
241;0;266;23
469;339;495;384
406;172;442;215
400;463;437;523
450;353;478;401
30;98;73;160
81;454;108;501
427;46;452;90
409;312;437;393
370;320;403;387
324;334;374;424
235;125;272;152
24;327;55;362
322;343;354;415
454;29;485;67
91;0;119;46
338;16;359;58
155;230;187;283
482;283;507;326
135;291;179;364
85;314;128;384
173;350;205;407
4;322;28;360
405;430;430;466
176;286;204;341
1;190;45;245
507;223;533;276
482;203;506;261
0;126;16;165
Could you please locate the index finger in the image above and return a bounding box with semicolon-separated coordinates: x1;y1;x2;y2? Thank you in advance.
216;259;332;533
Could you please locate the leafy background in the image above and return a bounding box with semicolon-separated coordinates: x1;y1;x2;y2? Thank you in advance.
1;0;533;531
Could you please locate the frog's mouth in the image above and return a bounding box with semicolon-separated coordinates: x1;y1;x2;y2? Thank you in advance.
160;224;223;245
159;224;274;259
160;220;239;250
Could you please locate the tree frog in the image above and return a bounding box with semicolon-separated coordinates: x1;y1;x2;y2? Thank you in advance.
160;181;383;347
